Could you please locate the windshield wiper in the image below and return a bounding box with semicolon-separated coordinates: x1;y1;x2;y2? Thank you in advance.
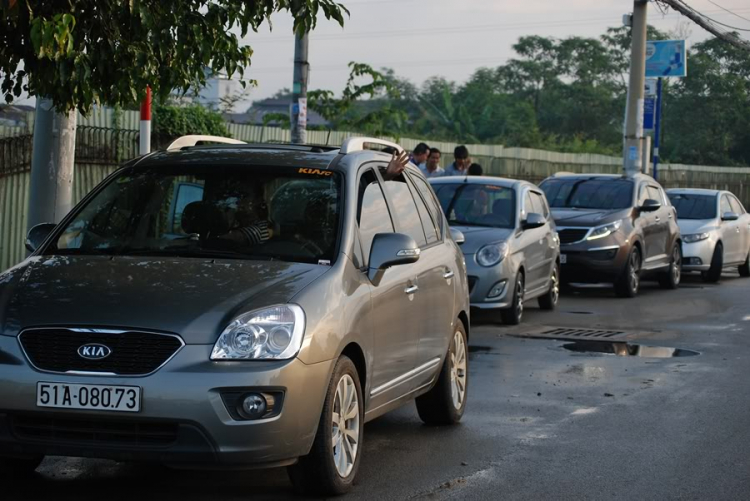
117;247;274;261
449;221;498;228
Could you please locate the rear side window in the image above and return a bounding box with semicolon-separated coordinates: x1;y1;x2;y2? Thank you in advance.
382;176;428;248
411;175;444;239
647;186;662;203
358;170;394;260
406;178;439;245
523;192;535;216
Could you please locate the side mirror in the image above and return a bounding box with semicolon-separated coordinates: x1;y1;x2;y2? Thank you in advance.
722;212;740;221
450;227;465;245
522;213;546;230
25;222;57;253
368;233;420;285
639;199;661;212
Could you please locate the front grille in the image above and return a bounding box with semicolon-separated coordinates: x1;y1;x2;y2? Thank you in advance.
558;228;589;245
20;329;183;375
11;414;178;447
468;276;478;293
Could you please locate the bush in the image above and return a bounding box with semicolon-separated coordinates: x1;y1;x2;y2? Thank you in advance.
152;104;230;149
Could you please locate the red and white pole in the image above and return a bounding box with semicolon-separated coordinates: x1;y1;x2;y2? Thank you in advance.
139;86;152;155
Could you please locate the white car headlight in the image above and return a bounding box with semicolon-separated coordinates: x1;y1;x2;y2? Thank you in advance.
476;242;510;267
587;220;622;241
211;305;305;360
683;232;710;243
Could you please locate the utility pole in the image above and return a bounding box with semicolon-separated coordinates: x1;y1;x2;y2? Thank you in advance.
623;0;648;176
290;30;309;144
27;98;77;232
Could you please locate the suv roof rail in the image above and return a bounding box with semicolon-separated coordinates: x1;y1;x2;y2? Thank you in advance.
166;135;246;151
340;137;404;155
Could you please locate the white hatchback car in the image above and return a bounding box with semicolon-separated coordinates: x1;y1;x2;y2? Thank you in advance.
666;188;750;282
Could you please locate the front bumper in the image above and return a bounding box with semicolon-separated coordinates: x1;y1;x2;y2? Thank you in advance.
465;253;515;309
558;234;630;283
680;239;715;271
0;335;334;468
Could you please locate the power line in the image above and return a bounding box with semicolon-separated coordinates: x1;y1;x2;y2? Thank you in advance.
248;56;511;75
706;0;750;24
657;0;750;51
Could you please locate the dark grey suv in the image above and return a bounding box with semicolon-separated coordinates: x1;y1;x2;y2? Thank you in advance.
0;136;470;495
539;173;682;297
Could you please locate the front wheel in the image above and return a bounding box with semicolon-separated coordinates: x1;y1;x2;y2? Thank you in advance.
416;322;468;425
739;252;750;277
500;272;525;325
538;264;560;310
658;245;682;289
702;244;723;283
288;356;363;496
615;247;641;298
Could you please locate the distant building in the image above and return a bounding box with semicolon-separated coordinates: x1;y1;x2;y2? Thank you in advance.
0;104;35;128
225;98;329;127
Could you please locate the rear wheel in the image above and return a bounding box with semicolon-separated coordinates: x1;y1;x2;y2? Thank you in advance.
538;264;560;310
658;245;682;289
739;252;750;277
500;272;524;325
416;322;468;425
702;244;723;283
0;456;43;478
615;247;641;298
287;356;362;496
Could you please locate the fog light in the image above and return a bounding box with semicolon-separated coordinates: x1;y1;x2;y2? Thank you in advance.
487;280;507;299
239;393;267;419
686;257;702;266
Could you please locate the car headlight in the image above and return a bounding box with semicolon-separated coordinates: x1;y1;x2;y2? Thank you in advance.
476;242;510;267
587;220;622;241
683;232;710;243
211;305;305;360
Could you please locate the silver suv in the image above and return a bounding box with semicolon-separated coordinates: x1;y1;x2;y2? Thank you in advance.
0;136;470;495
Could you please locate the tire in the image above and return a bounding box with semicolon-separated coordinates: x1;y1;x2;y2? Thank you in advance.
416;322;468;425
538;264;560;310
500;272;525;325
0;456;43;479
615;246;641;298
739;252;750;277
702;244;723;283
658;244;682;289
287;356;363;496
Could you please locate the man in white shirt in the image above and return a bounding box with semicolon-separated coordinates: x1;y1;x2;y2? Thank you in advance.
420;148;445;178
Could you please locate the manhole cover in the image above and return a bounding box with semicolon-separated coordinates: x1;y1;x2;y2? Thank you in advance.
508;326;637;342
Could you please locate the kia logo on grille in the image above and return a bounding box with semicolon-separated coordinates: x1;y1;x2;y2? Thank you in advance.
77;344;112;360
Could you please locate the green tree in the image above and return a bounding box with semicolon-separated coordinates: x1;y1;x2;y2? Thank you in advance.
0;0;348;113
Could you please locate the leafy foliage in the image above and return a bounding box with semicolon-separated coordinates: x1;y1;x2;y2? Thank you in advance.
0;0;348;113
153;104;230;138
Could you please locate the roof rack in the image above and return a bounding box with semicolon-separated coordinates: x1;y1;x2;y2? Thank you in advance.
166;135;246;151
340;137;404;155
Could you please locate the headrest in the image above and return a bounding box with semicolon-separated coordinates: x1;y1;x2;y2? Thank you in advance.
181;201;230;237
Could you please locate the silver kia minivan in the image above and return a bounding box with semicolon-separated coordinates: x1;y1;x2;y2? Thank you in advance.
0;136;470;495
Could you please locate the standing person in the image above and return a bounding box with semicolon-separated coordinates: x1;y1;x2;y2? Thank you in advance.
444;145;471;176
420;148;445;178
409;142;430;169
468;163;483;176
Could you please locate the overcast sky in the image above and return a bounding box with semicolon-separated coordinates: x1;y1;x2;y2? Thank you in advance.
13;0;750;111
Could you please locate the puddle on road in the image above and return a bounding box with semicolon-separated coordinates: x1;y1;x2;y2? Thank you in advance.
561;341;699;358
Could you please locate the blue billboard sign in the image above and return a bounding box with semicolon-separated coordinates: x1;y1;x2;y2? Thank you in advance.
646;40;687;77
643;97;656;130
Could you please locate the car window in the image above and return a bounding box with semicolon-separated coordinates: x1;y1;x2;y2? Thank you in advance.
541;178;634;210
524;191;535;216
647;186;662;203
637;184;649;206
721;195;732;215
411;174;444;239
381;174;428;248
358;170;395;260
729;195;745;215
433;183;516;229
667;193;717;220
530;191;548;218
405;177;439;245
169;183;204;234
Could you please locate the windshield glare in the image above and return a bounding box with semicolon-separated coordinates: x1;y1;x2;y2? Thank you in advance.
432;183;516;229
541;178;634;210
48;165;342;264
667;193;717;220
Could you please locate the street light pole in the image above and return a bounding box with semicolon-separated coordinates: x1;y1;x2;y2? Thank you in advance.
623;0;649;176
290;30;309;144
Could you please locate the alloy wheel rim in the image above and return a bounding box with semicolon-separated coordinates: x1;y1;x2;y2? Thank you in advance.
332;374;360;478
550;269;560;305
630;252;640;292
450;331;467;409
516;278;524;321
672;248;681;284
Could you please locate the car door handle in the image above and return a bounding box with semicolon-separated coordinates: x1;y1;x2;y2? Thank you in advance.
405;285;419;295
668;213;673;219
655;216;661;222
443;271;455;279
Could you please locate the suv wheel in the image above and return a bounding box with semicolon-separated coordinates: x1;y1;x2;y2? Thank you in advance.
615;247;641;298
500;273;524;325
288;356;363;496
658;245;682;289
538;264;560;310
739;251;750;277
0;456;43;478
702;244;723;283
416;322;468;425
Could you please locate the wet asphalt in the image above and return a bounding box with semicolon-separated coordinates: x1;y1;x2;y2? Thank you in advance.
6;271;750;500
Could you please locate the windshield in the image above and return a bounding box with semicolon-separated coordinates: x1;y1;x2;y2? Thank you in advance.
667;193;717;220
540;178;634;210
431;183;516;229
47;164;342;265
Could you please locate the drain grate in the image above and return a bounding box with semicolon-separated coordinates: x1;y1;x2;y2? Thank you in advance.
508;326;635;342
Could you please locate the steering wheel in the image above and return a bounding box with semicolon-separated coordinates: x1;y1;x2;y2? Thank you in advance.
293;233;325;256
